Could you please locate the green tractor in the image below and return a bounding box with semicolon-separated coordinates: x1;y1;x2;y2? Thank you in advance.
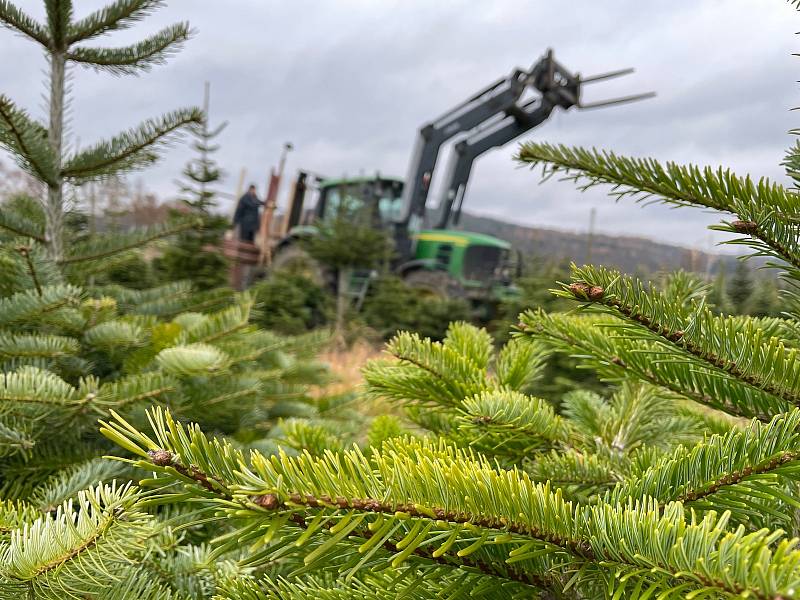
273;175;520;313
271;50;650;313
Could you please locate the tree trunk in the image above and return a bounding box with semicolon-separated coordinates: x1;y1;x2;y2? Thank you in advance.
45;51;66;261
335;267;351;341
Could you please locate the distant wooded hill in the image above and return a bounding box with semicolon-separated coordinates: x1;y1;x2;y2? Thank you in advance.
455;212;747;275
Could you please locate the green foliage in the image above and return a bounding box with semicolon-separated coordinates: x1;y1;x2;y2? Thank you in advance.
727;260;754;313
93;250;157;289
360;276;471;340
0;483;154;599
254;272;333;335
303;195;393;334
490;259;603;399
0;0;201;259
153;214;229;291
253;271;472;342
0;189;342;596
713;260;783;317
154;87;229;290
304;201;391;273
490;258;572;342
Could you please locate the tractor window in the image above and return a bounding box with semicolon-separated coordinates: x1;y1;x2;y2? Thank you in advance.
463;245;505;281
377;180;404;225
324;188;365;219
378;196;403;223
320;180;403;229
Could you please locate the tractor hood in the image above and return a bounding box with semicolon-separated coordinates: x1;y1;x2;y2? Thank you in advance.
412;229;511;250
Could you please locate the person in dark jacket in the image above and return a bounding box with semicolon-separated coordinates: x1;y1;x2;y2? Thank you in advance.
233;184;264;243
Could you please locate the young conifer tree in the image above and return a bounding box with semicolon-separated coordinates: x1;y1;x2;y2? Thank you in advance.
102;3;800;598
0;0;202;260
305;185;393;335
155;82;230;290
0;4;354;596
0;194;344;596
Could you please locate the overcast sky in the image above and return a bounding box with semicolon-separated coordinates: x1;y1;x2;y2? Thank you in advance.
1;1;798;250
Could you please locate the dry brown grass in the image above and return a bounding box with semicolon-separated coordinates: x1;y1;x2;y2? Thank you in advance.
315;339;399;416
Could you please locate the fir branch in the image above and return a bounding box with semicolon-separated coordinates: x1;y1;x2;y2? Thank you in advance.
59;219;199;265
784;139;800;188
175;300;253;345
0;95;58;185
83;319;144;349
79;372;177;414
0;285;81;327
610;409;800;529
0;1;49;46
15;245;41;295
147;450;552;587
44;0;72;49
562;265;800;407
363;330;488;408
0;483;153;596
458;389;570;456
0;332;78;359
494;338;548;390
249;490;586;555
66;0;165;43
67;22;192;75
104;408;800;600
516;143;800;271
519;310;788;422
0;209;45;242
0;367;75;413
443;321;495;370
30;458;128;513
295;521;552;592
527;449;622;490
0;423;35;459
61;107;203;181
155;343;229;377
0;499;40;535
129;445;568;594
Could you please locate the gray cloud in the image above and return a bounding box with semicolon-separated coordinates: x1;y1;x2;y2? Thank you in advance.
1;0;797;251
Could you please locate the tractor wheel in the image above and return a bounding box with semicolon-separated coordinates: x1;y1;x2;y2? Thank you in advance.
271;244;327;286
402;269;465;300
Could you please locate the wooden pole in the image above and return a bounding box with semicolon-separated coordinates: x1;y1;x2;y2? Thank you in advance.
258;170;279;265
257;143;293;265
282;173;298;237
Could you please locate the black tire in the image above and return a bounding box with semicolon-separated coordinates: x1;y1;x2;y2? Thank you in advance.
402;269;465;300
271;244;327;286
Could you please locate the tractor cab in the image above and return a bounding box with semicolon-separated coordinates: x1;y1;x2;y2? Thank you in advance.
314;176;405;230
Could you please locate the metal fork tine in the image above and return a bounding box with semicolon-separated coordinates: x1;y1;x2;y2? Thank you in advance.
580;67;635;84
579;91;656;109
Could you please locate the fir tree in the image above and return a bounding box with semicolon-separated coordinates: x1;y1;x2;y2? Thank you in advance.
155;82;229;290
707;264;735;314
0;0;202;260
100;4;800;597
0;195;344;597
305;190;393;336
727;260;755;314
0;5;350;595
